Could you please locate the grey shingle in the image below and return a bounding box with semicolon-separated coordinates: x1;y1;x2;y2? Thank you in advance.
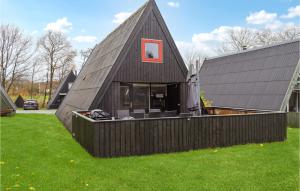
56;2;148;129
200;40;300;111
0;84;16;114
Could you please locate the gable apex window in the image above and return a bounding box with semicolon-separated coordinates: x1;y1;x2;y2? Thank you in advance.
141;38;163;63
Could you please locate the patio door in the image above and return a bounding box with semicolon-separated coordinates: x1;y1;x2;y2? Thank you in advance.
166;84;180;113
129;83;178;112
132;84;149;111
150;84;167;111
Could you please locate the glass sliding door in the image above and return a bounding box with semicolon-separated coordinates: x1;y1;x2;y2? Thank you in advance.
132;84;149;111
150;84;166;111
120;83;174;113
120;84;130;109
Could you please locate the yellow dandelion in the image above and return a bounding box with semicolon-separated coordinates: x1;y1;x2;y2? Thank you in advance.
86;183;89;187
260;144;264;147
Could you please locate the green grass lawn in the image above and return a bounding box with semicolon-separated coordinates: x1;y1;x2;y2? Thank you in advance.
1;114;299;191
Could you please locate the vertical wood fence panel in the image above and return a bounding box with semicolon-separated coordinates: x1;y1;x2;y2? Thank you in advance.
72;112;288;158
288;112;299;128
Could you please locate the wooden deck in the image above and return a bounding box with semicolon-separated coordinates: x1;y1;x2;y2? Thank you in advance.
72;111;287;157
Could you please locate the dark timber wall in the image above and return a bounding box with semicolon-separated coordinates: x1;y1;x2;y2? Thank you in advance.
114;11;186;83
56;0;189;131
72;112;287;157
98;9;188;116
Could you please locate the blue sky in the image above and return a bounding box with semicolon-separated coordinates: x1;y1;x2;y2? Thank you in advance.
1;0;299;62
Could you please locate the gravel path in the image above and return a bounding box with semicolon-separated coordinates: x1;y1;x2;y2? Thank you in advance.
17;110;56;114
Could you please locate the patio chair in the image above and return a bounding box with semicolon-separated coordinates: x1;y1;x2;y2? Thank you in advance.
117;110;130;119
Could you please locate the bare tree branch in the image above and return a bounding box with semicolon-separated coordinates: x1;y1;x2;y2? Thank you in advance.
38;31;76;104
219;26;300;55
0;24;33;93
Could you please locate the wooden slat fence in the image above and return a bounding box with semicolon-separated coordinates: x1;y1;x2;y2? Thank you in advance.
72;112;287;157
288;112;299;128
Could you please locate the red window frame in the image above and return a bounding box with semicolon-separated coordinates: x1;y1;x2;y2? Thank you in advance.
141;38;163;63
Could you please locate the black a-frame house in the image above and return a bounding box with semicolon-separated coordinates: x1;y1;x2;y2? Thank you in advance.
1;85;16;116
15;95;25;108
47;71;76;109
57;0;188;131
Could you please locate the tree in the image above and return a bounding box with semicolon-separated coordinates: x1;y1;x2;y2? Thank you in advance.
255;29;278;45
42;67;49;108
219;26;300;55
255;27;300;46
38;31;76;103
29;56;42;98
181;47;207;72
57;50;76;81
277;26;300;41
219;28;257;54
0;24;32;93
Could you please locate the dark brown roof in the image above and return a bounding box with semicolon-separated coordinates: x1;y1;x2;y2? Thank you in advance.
199;40;300;111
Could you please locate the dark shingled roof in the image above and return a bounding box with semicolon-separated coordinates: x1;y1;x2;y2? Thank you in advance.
56;0;153;130
47;71;76;109
199;40;300;111
0;84;16;115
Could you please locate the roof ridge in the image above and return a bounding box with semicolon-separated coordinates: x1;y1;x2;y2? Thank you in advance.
93;1;148;49
206;38;300;61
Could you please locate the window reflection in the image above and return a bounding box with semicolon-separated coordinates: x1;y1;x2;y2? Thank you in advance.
133;85;149;110
120;85;130;109
145;43;159;59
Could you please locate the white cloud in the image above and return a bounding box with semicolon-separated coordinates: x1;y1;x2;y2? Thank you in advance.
177;26;249;57
281;5;300;18
264;20;297;31
44;17;72;33
176;6;300;59
113;12;132;24
167;2;180;8
192;26;245;43
246;10;277;24
73;35;97;43
192;33;215;42
264;20;283;30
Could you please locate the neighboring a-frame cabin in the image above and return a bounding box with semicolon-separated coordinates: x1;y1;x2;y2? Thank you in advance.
0;85;16;116
199;40;300;112
47;71;76;109
56;0;188;131
15;95;25;108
